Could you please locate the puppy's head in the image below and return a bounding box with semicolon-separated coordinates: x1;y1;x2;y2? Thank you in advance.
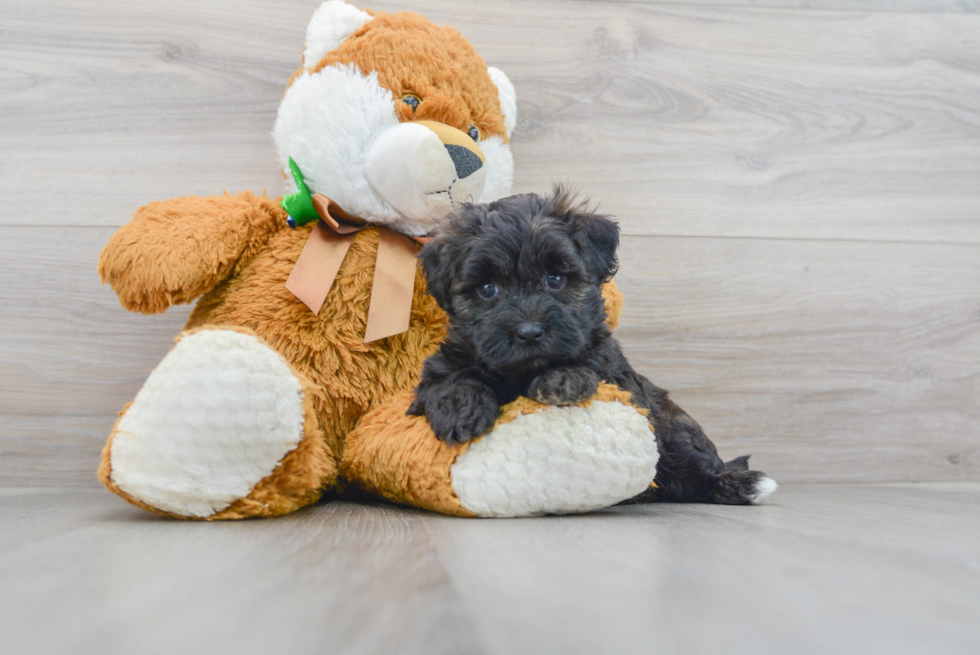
419;186;619;377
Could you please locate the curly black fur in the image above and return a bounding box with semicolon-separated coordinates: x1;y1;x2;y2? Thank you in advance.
408;187;771;504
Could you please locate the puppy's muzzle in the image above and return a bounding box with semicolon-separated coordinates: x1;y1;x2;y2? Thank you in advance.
364;120;487;225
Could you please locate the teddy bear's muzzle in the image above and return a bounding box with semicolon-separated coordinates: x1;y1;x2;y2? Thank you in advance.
364;120;488;225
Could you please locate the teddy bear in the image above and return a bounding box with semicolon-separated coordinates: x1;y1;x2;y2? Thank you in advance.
96;1;660;519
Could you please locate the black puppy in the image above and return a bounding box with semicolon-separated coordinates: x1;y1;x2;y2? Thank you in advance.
408;187;776;505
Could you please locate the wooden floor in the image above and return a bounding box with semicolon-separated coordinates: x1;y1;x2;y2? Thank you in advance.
0;483;976;655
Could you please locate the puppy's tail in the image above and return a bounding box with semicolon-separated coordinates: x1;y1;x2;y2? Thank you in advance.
724;454;751;472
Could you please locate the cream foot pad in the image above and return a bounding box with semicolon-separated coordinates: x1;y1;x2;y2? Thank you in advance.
451;394;659;517
106;328;309;518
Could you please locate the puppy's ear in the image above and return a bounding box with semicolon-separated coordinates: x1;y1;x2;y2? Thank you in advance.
418;217;474;312
420;204;489;310
552;186;620;282
418;237;454;311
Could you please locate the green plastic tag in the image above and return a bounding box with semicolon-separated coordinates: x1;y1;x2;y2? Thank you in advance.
281;157;319;228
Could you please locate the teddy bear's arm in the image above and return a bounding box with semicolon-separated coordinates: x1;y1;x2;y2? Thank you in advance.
98;191;285;314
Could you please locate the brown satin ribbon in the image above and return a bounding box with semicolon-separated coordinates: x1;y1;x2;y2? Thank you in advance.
285;194;431;344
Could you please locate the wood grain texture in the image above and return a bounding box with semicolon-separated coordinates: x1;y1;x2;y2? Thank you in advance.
582;0;980;12
1;485;978;655
2;0;979;243
614;236;980;484
1;0;978;487
1;227;977;486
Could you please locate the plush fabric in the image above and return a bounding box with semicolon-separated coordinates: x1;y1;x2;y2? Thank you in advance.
342;384;656;518
341;390;474;517
98;192;283;315
185;223;448;460
99;326;336;520
275;64;403;226
97;189;629;519
477;136;515;203
303;0;373;70
276;8;515;235
96;2;652;520
300;11;509;144
486;67;517;135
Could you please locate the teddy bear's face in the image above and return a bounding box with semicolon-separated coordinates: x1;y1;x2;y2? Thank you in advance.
273;2;516;236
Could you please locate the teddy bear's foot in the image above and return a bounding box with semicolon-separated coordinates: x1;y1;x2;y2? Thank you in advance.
342;384;659;518
99;327;336;519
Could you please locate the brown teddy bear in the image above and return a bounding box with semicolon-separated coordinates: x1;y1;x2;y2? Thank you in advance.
96;1;659;519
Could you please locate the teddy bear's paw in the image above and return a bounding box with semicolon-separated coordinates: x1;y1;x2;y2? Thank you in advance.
103;328;332;519
450;391;659;518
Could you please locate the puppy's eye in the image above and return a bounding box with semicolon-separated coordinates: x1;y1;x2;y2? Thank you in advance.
402;94;421;113
545;274;566;291
467;125;480;141
477;282;499;299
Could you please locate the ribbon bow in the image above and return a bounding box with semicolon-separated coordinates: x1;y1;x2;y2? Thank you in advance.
282;158;430;343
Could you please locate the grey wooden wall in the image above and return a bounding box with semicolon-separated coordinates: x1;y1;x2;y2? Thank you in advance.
1;0;978;488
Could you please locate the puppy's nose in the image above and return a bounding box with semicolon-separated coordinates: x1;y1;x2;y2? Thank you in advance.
515;322;544;345
445;144;483;179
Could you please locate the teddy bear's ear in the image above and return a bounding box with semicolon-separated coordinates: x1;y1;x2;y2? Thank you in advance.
487;67;517;136
303;1;373;70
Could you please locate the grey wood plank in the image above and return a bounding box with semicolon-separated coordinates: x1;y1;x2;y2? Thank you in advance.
0;0;302;226
431;486;980;655
0;495;484;655
613;235;980;484
2;0;979;244
582;0;980;12
1;415;115;488
0;227;192;421
697;482;980;566
0;485;977;655
1;226;977;485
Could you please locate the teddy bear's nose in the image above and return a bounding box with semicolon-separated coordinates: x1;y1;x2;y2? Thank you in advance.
445;144;483;179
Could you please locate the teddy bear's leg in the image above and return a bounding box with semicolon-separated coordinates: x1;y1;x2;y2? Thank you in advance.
98;327;336;519
341;391;474;516
341;385;659;518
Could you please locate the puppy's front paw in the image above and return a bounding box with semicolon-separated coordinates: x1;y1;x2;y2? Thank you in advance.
423;380;500;445
528;366;600;406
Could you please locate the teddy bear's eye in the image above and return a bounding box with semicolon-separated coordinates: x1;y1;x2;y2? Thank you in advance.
477;282;499;299
467;125;480;141
402;94;421;112
545;274;566;291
